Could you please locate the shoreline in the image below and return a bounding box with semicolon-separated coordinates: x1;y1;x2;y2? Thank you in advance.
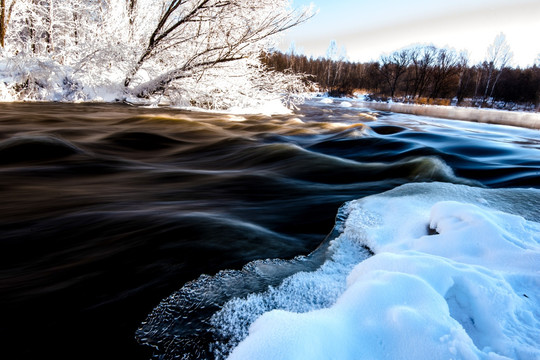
358;101;540;130
2;98;540;130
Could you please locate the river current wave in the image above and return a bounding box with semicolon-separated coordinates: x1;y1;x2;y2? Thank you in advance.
0;100;539;360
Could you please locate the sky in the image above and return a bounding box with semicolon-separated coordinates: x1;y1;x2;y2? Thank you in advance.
279;0;540;67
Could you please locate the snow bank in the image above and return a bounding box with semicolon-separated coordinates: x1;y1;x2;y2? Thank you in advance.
226;183;540;360
0;55;127;102
225;98;294;116
360;101;540;130
0;55;307;113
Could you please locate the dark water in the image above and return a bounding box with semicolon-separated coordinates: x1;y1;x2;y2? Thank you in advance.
0;101;539;360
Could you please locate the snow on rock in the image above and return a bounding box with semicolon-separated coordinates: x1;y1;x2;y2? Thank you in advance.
227;183;540;360
319;97;333;104
226;98;294;116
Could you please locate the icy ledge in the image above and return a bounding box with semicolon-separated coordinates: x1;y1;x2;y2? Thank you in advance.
358;101;540;130
227;183;540;360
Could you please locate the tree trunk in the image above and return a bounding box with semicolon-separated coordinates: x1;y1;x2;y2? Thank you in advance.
1;0;6;48
128;0;136;30
482;63;494;107
1;0;17;49
489;69;503;101
46;0;54;53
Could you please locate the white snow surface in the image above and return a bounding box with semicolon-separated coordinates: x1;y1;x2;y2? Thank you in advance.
226;183;540;360
0;54;303;114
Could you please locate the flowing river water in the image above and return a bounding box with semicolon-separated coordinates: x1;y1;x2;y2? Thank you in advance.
1;100;539;359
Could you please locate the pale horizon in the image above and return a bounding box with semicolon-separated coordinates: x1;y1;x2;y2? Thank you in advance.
279;0;540;67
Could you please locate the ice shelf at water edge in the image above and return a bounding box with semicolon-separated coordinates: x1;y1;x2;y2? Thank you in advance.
225;182;540;360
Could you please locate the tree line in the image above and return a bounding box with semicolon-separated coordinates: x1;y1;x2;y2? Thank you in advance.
261;37;540;111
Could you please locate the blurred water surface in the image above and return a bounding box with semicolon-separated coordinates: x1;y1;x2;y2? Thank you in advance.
0;100;539;360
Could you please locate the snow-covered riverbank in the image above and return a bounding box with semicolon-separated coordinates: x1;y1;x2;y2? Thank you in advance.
224;183;540;360
359;101;540;130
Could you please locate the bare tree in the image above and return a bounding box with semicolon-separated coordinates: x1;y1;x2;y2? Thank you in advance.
482;32;513;106
429;47;460;99
409;45;436;99
325;40;337;86
455;51;470;104
323;40;348;89
378;49;410;99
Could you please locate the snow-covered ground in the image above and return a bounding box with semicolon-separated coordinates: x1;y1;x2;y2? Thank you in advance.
0;54;306;114
223;183;540;360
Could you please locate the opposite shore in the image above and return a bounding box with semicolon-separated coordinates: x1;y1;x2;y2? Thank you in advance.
358;101;540;130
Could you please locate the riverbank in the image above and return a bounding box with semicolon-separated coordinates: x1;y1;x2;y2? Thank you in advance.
358;101;540;130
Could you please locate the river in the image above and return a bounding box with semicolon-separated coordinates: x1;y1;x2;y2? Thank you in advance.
1;99;539;360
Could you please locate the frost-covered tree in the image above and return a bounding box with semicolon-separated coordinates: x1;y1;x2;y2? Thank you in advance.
123;0;312;99
0;0;312;108
0;0;131;100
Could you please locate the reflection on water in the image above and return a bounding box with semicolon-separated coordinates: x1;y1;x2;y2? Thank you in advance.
0;101;539;360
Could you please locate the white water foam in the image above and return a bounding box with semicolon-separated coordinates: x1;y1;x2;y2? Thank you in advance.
222;182;540;360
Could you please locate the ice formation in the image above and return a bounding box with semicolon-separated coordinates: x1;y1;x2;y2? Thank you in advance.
226;183;540;360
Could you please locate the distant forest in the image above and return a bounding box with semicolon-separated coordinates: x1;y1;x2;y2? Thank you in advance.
261;40;540;111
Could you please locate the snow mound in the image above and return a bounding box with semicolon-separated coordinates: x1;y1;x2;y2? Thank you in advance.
227;183;540;360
